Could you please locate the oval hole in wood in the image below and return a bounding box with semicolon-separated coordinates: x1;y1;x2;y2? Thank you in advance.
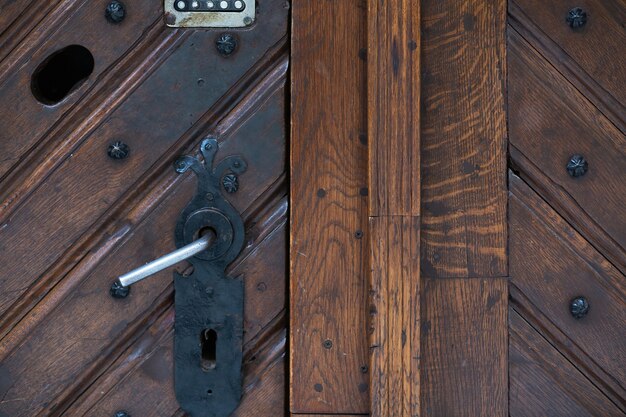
30;45;94;105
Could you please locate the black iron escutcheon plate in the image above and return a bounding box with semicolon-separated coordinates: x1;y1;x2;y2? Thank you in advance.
173;137;246;417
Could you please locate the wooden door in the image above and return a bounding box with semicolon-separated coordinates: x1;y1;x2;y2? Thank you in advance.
0;1;288;416
1;0;624;416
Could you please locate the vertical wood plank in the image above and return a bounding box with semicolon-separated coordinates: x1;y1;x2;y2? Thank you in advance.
290;0;369;413
367;2;421;416
421;278;508;417
368;0;421;216
420;0;508;278
369;217;420;416
418;0;508;415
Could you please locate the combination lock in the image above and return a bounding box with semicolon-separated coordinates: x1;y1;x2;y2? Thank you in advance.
165;0;255;28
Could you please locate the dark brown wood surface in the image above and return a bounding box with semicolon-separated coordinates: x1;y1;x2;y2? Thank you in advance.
290;0;369;414
509;173;626;406
0;1;289;415
511;0;626;107
420;278;508;417
508;28;626;267
507;0;626;413
420;0;508;279
418;1;509;415
510;309;624;417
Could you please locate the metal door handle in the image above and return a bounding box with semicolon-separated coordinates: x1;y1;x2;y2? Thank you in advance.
110;137;247;417
115;232;215;288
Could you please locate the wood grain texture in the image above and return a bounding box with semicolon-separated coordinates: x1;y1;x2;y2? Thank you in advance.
0;0;61;65
0;48;288;416
510;284;626;412
0;0;163;179
420;278;508;417
367;0;420;216
367;3;420;414
508;1;625;134
290;0;369;413
510;308;624;417
68;309;287;417
508;28;626;262
0;2;288;327
511;0;626;107
369;217;420;417
509;173;626;392
420;0;508;278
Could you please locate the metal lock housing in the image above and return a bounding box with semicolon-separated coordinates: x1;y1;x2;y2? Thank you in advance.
165;0;255;28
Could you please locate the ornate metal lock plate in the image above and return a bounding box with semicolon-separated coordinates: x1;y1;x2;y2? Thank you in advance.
173;138;247;417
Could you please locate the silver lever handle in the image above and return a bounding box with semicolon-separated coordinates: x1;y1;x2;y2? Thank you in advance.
116;233;215;288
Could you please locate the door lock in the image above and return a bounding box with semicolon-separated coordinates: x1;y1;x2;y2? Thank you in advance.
164;0;255;28
114;137;247;417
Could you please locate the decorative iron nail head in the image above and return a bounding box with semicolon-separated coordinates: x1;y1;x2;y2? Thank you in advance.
110;280;130;298
323;339;333;349
566;154;588;177
216;34;238;56
107;141;130;159
570;296;590;319
566;7;587;29
105;1;126;24
222;174;239;193
355;230;364;239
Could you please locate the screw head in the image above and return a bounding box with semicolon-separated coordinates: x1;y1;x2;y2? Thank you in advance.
222;174;239;193
323;339;333;349
360;365;368;373
569;296;589;319
110;281;130;299
107;141;130;160
114;411;131;417
355;230;364;239
105;1;126;24
566;7;587;29
216;33;238;56
566;154;588;177
175;159;188;174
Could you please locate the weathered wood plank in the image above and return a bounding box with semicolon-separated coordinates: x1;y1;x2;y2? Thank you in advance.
69;311;287;417
0;6;288;324
290;0;369;413
420;278;508;417
508;2;625;134
369;216;420;417
0;0;163;178
510;0;626;107
510;308;624;417
367;0;420;216
508;28;626;269
420;0;507;278
367;2;420;415
509;173;626;390
0;85;287;416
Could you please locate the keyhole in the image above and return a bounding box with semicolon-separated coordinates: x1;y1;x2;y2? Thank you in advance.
201;328;217;371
